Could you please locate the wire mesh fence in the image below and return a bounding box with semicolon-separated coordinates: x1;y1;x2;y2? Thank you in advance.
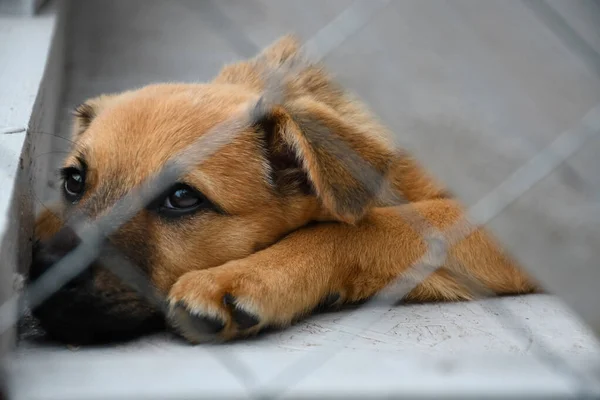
2;0;600;399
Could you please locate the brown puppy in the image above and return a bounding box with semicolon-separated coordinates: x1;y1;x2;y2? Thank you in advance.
29;36;538;345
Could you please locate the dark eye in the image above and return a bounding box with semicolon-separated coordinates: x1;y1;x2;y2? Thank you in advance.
151;183;216;218
164;186;202;210
61;167;85;202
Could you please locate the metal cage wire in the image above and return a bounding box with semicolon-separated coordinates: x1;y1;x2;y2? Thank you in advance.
2;1;600;399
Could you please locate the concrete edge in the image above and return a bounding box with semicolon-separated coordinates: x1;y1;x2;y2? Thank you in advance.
0;0;68;392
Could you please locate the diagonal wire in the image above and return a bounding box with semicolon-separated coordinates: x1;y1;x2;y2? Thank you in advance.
301;0;391;63
3;3;599;397
9;55;592;396
442;259;600;397
5;61;596;400
249;103;600;399
228;28;600;396
254;104;600;397
97;248;260;390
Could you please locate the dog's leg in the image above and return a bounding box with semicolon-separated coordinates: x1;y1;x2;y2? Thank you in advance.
167;199;537;343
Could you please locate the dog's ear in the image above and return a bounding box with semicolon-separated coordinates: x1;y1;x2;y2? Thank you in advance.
255;34;302;66
213;35;303;87
256;96;394;224
72;94;117;138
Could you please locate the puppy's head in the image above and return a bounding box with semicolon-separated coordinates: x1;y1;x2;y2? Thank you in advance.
29;36;394;344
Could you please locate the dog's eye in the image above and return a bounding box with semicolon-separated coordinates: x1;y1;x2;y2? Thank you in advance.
151;183;215;218
61;167;85;202
164;187;201;210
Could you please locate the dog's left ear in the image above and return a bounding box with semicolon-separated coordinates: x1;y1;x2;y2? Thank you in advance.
72;94;118;138
256;96;394;224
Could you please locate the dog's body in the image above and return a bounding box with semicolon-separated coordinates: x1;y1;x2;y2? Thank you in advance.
30;36;538;344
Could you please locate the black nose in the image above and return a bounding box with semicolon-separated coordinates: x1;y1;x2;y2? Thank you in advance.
28;227;165;345
29;226;88;285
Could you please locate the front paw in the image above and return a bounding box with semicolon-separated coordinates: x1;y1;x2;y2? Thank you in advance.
166;268;264;344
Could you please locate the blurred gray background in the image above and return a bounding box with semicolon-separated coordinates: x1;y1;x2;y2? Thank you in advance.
50;0;600;204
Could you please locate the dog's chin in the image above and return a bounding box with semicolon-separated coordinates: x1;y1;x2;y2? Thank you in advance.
30;284;165;345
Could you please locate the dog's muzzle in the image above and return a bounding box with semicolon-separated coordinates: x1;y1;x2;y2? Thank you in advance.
27;227;164;345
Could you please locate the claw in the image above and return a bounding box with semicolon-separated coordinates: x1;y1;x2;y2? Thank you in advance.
223;294;260;330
